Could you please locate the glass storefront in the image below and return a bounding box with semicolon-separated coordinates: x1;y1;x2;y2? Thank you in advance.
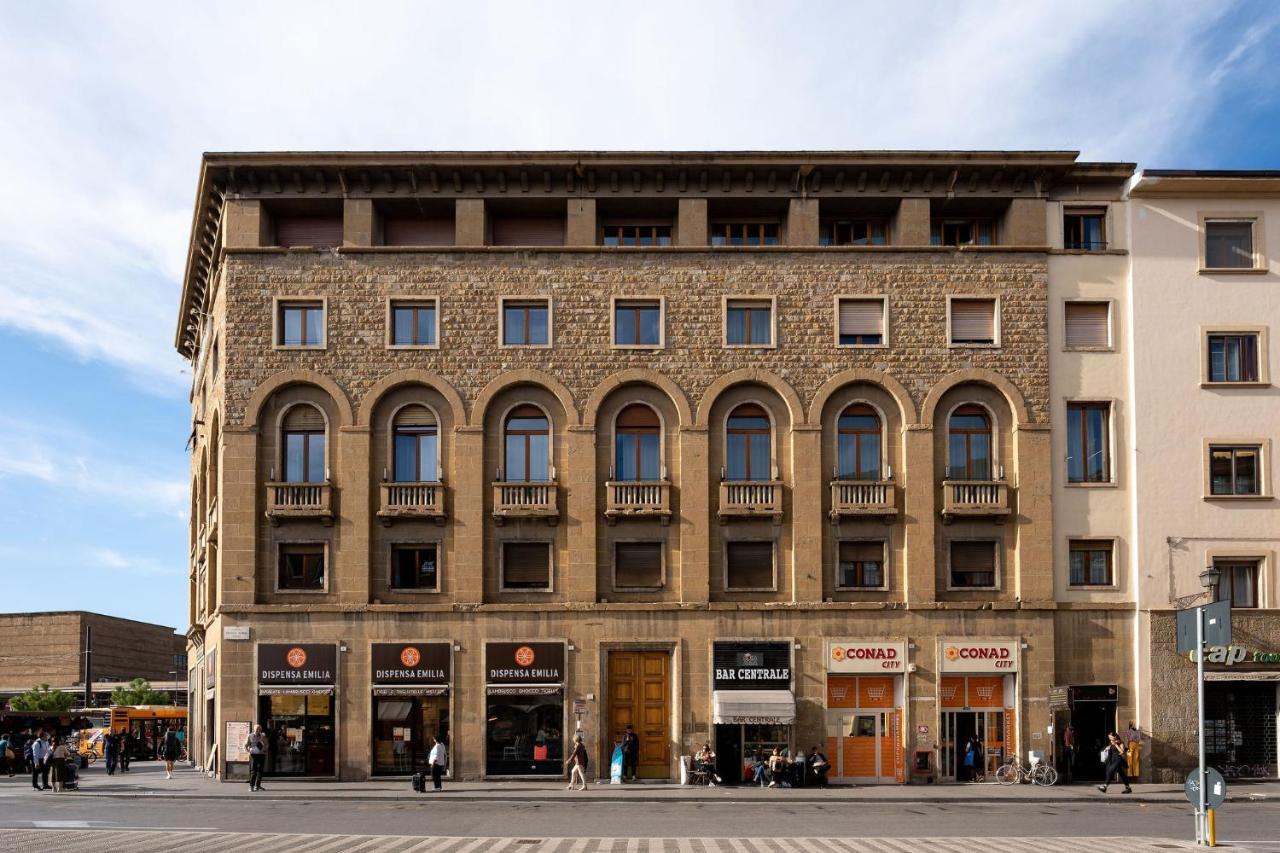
485;688;564;775
258;692;335;776
372;694;449;775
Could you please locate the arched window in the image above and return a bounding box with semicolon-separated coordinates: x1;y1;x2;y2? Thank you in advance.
282;404;326;483
393;405;439;482
726;403;771;481
504;405;550;482
615;404;661;481
837;404;882;481
947;404;992;480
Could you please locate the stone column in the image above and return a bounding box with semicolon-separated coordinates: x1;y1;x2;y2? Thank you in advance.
677;427;710;603
452;426;486;604
335;426;371;605
222;199;269;249
677;199;708;247
790;425;824;602
219;427;258;607
787;198;820;246
566;199;597;246
1002;198;1048;245
903;425;936;604
455;199;486;247
893;199;932;246
564;426;598;602
1012;424;1054;603
343;199;376;247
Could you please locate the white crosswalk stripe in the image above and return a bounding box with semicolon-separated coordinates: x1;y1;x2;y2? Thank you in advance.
0;831;1210;852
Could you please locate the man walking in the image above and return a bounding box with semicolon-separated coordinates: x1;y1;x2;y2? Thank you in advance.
620;724;639;783
103;730;119;775
118;730;131;772
427;736;447;792
245;725;268;792
30;731;51;791
0;731;11;777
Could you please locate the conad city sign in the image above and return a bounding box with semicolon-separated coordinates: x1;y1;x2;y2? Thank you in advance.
938;640;1019;673
826;640;908;673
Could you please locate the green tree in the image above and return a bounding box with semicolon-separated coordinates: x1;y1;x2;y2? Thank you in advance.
9;683;75;712
110;678;172;706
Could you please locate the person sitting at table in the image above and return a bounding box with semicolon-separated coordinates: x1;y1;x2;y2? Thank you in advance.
808;745;830;788
767;747;789;788
750;749;768;786
694;742;721;786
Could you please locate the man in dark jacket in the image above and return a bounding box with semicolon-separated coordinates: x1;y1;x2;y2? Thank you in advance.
620;725;640;782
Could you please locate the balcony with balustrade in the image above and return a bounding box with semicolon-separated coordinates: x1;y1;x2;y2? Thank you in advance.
265;481;334;525
941;471;1011;522
378;481;447;525
829;478;897;521
492;481;559;524
718;480;784;523
604;480;672;524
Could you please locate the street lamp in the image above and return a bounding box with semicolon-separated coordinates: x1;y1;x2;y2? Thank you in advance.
1199;565;1221;594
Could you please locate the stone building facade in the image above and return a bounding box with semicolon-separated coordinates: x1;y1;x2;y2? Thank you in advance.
178;151;1137;782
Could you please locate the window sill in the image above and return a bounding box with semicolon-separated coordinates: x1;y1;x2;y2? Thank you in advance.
945;586;1001;592
836;343;889;350
388;588;443;594
1050;248;1129;256
947;342;1000;349
498;588;554;593
612;586;665;593
1065;481;1118;489
611;344;665;351
834;586;890;593
1203;494;1273;501
1063;346;1116;353
723;587;780;593
273;588;330;595
722;344;778;350
272;344;328;352
1201;381;1271;389
1067;584;1119;591
498;344;553;350
1199;267;1268;275
387;344;441;351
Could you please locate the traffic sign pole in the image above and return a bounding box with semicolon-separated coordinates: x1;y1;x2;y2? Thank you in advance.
1197;604;1206;845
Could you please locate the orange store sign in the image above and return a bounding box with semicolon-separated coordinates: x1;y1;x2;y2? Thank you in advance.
938;640;1019;673
826;640;907;673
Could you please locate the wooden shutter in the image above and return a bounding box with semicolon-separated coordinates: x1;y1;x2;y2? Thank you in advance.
950;299;995;343
395;405;437;427
838;299;884;337
951;541;995;572
275;214;343;248
503;543;550;586
839;541;883;563
615;542;662;587
383;216;454;246
283;404;325;431
1065;302;1109;348
726;541;774;588
491;214;566;246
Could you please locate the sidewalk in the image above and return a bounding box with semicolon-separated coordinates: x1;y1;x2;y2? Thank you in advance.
7;763;1278;805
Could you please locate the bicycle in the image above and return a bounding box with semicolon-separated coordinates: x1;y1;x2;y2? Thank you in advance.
996;757;1057;786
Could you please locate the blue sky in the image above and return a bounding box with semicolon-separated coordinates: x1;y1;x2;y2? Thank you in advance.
1;0;1278;627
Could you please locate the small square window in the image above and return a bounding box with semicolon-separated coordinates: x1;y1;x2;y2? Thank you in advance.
949;540;997;588
1204;220;1256;269
836;298;885;346
1063;209;1107;251
1214;560;1259;608
949;298;997;346
1068;539;1114;586
1207;333;1260;383
614;300;662;347
391;544;439;591
1209;445;1261;496
725;540;775;590
1064;302;1110;349
390;300;438;347
836;540;885;589
502;299;550;346
278;544;325;591
278;301;324;347
502;541;552;591
725;299;773;346
614;541;664;589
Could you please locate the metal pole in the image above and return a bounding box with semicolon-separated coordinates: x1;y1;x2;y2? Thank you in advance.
1197;604;1207;845
83;625;93;709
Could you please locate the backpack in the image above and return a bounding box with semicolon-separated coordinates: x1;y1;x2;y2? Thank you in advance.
24;741;34;762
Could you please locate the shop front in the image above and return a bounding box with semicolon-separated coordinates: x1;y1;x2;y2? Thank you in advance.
204;647;217;765
937;639;1018;783
256;643;337;777
824;640;906;784
485;641;566;777
370;642;451;776
711;640;795;785
1049;683;1117;783
1199;644;1280;780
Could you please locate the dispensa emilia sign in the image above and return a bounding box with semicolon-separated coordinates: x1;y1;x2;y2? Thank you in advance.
486;642;566;684
257;643;337;685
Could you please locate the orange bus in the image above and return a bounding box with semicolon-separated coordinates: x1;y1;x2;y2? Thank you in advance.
109;706;188;761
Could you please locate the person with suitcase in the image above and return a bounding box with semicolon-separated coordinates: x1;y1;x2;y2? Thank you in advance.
427;737;447;792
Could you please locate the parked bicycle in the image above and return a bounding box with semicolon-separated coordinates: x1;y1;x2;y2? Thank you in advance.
995;756;1058;786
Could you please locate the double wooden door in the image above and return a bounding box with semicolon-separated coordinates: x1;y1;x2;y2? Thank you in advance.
608;650;671;778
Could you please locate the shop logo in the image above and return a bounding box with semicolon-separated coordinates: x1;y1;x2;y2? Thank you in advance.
286;647;307;668
400;647;421;668
945;646;960;661
515;646;536;667
831;647;846;662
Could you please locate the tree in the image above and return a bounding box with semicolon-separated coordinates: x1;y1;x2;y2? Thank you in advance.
9;683;75;713
110;678;172;706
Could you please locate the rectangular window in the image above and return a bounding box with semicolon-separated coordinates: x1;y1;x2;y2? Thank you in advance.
501;542;552;591
949;298;997;346
1063;209;1107;250
278;301;324;347
1209;445;1261;496
837;298;885;346
1207;333;1260;383
274;213;343;248
950;540;996;588
614;541;664;589
1068;539;1114;586
1215;560;1259;608
711;222;780;247
820;220;888;246
932;220;995;247
391;544;439;591
1066;402;1111;484
502;299;550;346
614;299;662;347
601;223;673;247
211;338;220;379
837;540;885;589
725;299;773;346
725;540;775;590
1064;302;1110;349
278;544;325;591
490;214;566;247
390;300;438;347
1204;220;1256;269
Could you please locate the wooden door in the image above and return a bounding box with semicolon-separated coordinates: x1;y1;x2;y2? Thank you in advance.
608;650;671;778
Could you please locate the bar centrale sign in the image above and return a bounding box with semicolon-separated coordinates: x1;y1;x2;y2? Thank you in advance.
371;642;450;684
258;643;336;685
486;641;565;684
826;640;907;673
938;640;1019;673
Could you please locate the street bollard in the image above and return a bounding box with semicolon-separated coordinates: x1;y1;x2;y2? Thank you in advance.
1206;808;1216;847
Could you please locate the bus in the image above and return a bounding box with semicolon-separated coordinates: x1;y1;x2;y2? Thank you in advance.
107;706;188;761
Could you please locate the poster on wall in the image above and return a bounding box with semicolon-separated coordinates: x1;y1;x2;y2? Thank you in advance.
224;721;251;764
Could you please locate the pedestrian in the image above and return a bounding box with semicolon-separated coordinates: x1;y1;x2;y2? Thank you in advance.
30;730;51;791
767;747;787;788
245;725;268;792
49;736;70;793
118;730;131;772
103;730;119;776
161;726;182;779
564;733;588;791
808;745;830;788
1125;722;1143;780
620;724;639;782
1097;732;1133;795
963;735;984;782
427;736;447;791
12;729;31;775
1061;723;1076;784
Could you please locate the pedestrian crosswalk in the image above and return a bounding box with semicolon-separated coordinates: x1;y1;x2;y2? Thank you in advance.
0;830;1204;852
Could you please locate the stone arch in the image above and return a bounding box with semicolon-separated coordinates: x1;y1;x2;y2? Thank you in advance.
807;368;918;425
920;368;1032;426
244;369;354;429
694;368;805;429
357;369;467;428
470;368;580;428
582;368;693;429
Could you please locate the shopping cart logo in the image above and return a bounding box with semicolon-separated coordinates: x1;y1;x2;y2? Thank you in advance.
940;684;958;701
974;686;995;702
829;683;850;701
865;685;886;701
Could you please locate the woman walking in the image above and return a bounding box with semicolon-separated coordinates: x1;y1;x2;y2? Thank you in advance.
161;727;182;779
48;736;70;793
565;733;589;791
1097;732;1133;794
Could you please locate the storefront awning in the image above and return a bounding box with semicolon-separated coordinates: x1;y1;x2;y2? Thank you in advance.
713;690;795;725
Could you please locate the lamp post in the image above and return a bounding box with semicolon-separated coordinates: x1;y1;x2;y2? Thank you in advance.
1194;565;1220;845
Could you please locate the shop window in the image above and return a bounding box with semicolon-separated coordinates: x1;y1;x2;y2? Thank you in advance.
501;298;550;346
391;544;439;591
1063;208;1107;250
1204;219;1257;270
613;299;662;347
836;540;885;589
725;540;775;591
947;404;993;480
372;696;450;776
393;405;439;482
504;405;551;482
1207;333;1260;383
277;300;325;347
836;298;885;346
725;299;774;346
1066;402;1111;484
390;300;438;347
949;540;997;589
501;541;552;591
726;403;772;481
932;219;995;247
1068;539;1114;586
485;690;564;775
1064;302;1110;349
711;221;780;246
821;220;888;246
614;541;663;589
836;404;882;481
278;544;325;591
1209;445;1261;496
948;298;997;346
281;405;326;483
1215;560;1260;608
614;404;661;481
259;692;334;776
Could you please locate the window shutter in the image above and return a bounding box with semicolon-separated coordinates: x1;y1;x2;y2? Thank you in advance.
283;405;325;431
275;214;343;248
838;299;884;337
395;405;437;427
950;299;995;343
615;542;663;587
503;543;550;586
491;215;566;246
951;541;995;572
383;216;454;246
726;541;774;588
840;541;883;563
1065;302;1109;348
